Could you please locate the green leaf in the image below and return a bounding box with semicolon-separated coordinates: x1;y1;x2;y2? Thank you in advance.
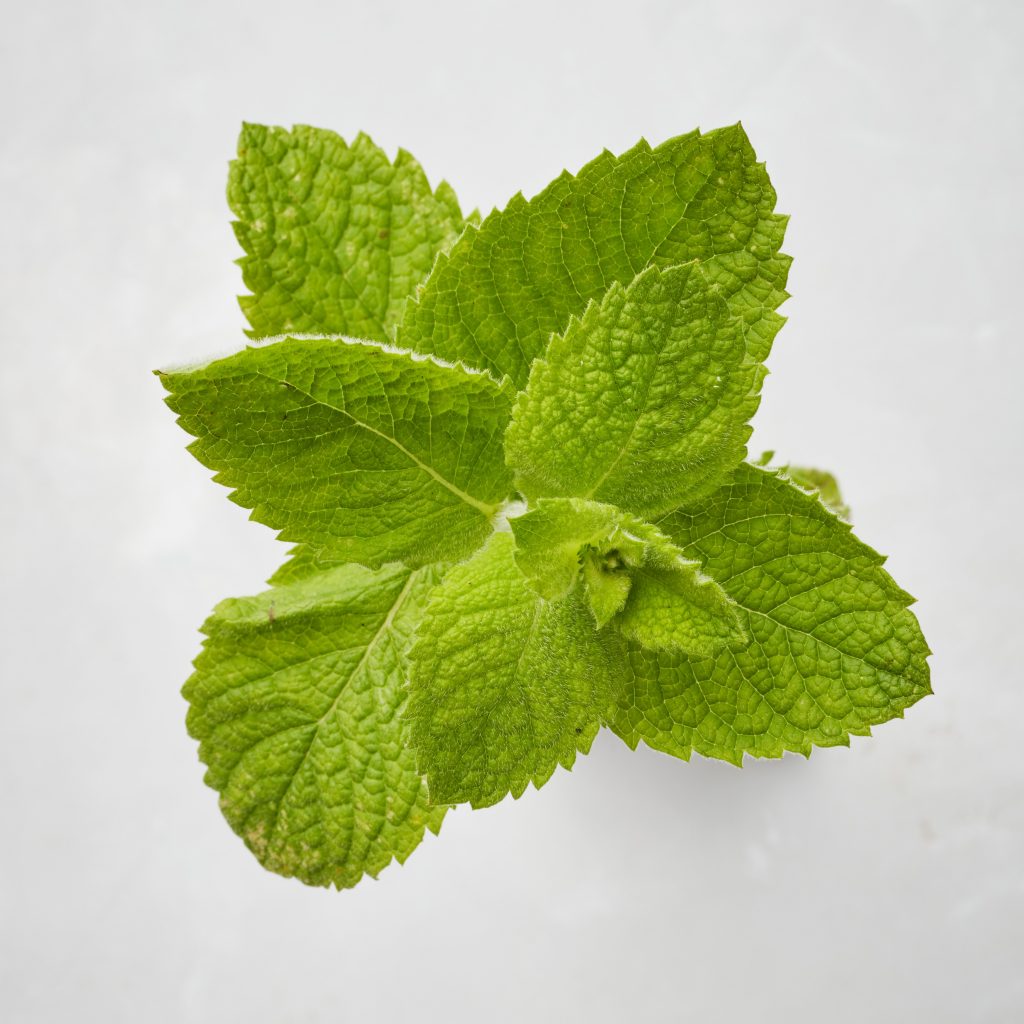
509;497;744;654
606;464;931;764
505;263;764;514
160;121;933;892
582;557;632;628
614;565;747;657
185;562;447;889
159;336;515;569
406;533;617;808
398;124;788;388
508;497;633;601
785;465;851;520
756;451;851;519
231;124;467;341
266;545;346;586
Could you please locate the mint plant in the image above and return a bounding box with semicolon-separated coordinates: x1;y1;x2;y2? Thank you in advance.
159;123;931;889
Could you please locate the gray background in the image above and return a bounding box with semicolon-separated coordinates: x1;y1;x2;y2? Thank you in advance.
3;1;1022;1020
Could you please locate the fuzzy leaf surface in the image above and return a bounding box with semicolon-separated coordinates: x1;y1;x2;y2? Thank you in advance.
406;533;616;808
615;565;746;656
231;124;466;340
398;124;788;387
185;563;446;888
510;497;744;654
606;464;931;763
509;498;632;601
505;264;763;513
160;337;514;569
785;465;851;519
756;451;851;519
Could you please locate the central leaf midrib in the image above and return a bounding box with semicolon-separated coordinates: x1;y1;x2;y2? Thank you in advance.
582;338;660;502
257;369;499;517
264;570;420;847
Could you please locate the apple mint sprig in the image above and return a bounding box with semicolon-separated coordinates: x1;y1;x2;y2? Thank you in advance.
159;123;930;887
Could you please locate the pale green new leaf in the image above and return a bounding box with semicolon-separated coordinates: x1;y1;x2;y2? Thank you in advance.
785;465;851;519
406;533;617;808
582;558;632;628
231;124;467;340
756;451;851;519
505;264;764;513
510;497;744;654
397;124;788;388
615;565;747;657
160;337;515;569
606;463;931;764
185;562;447;889
509;497;633;601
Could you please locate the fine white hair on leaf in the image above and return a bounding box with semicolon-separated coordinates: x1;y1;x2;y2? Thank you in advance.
159;332;504;385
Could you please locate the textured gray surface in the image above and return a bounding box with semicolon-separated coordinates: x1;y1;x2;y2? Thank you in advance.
2;1;1022;1020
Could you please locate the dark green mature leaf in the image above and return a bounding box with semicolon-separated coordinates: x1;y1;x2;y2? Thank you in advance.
607;464;931;763
398;124;788;387
186;562;446;888
505;264;764;514
159;337;515;569
406;533;618;808
231;124;467;340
